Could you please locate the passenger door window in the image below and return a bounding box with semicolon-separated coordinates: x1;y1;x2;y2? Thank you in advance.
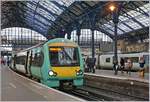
32;52;44;67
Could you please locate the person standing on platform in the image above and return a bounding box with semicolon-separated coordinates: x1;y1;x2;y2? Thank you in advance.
85;56;91;72
120;58;125;74
113;60;119;75
86;57;96;73
139;56;145;78
126;58;133;75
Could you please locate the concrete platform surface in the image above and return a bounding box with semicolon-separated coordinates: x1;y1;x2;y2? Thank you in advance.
85;69;149;83
1;65;84;101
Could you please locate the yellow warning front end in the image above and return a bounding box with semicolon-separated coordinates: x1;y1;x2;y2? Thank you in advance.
51;66;80;78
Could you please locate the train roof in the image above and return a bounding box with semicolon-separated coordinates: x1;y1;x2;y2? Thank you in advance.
12;38;78;54
45;38;77;44
99;52;149;55
45;38;78;47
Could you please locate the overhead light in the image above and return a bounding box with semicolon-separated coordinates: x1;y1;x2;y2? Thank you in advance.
109;5;116;12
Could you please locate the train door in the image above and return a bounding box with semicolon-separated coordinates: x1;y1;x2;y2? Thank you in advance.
15;52;27;73
27;50;33;77
25;51;29;74
143;54;149;69
30;49;44;79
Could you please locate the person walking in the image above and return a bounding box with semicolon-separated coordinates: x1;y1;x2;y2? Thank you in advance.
7;59;10;67
139;56;145;78
126;58;133;75
120;58;125;74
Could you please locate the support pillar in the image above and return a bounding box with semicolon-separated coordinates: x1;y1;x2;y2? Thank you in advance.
88;12;97;73
114;23;118;63
112;6;120;64
110;3;122;75
77;27;80;45
91;29;95;58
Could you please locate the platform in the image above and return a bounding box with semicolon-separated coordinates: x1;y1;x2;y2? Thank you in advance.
84;69;149;100
85;69;149;83
1;65;84;101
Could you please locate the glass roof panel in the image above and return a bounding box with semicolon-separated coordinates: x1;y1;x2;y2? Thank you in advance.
25;10;34;16
26;2;36;10
103;23;112;29
135;14;149;26
36;7;56;21
34;20;47;28
57;0;75;7
117;28;124;34
127;10;141;17
24;18;32;25
23;0;75;35
106;29;114;34
40;1;62;15
125;20;141;29
111;3;150;35
140;3;150;12
34;24;47;33
35;15;52;26
118;23;132;33
119;15;128;21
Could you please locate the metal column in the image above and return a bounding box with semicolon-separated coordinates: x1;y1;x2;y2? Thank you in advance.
88;12;97;58
112;7;119;63
114;23;118;62
91;29;95;58
77;27;80;45
78;35;80;45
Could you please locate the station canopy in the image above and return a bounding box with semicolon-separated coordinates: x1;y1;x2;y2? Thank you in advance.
2;1;149;39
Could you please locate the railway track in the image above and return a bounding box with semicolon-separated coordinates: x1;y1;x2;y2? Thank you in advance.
71;89;100;101
62;85;148;101
62;89;103;101
62;87;114;101
78;86;148;101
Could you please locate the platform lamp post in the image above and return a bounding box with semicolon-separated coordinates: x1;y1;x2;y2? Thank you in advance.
109;3;119;73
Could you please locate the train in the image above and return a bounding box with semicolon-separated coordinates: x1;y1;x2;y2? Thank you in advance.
84;52;149;71
96;52;149;71
11;38;84;89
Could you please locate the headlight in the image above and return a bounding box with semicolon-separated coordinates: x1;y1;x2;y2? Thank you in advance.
49;70;54;76
48;70;57;76
76;72;80;75
76;70;83;76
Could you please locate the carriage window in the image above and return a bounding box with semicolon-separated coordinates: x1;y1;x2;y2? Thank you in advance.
106;58;110;63
131;57;139;63
124;57;139;63
16;56;26;65
32;52;44;67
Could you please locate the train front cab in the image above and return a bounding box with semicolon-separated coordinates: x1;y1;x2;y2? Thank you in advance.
41;41;84;88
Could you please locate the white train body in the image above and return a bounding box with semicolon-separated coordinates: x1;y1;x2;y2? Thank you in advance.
97;52;149;70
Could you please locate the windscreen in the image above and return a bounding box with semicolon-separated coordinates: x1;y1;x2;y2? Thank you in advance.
49;47;80;66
